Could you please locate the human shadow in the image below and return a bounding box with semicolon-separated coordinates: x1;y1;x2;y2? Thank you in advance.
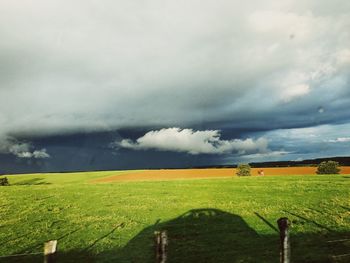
115;208;277;263
112;208;350;263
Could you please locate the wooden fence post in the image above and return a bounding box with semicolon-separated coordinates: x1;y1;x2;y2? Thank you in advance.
277;218;290;263
155;231;168;263
44;240;57;263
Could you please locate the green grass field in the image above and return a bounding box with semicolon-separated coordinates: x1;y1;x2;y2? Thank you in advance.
1;171;349;262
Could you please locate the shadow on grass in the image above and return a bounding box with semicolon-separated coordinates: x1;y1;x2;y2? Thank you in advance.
82;223;125;252
0;233;31;247
339;205;350;211
2;208;350;263
115;208;275;263
283;210;333;232
13;178;50;186
13;227;87;257
35;196;54;201
254;212;279;233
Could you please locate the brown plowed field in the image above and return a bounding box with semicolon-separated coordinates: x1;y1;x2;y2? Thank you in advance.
92;166;350;183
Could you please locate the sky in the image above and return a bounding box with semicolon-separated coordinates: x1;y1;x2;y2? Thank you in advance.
0;0;350;173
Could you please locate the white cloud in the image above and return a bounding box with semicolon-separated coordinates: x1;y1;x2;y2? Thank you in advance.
0;136;50;159
32;149;51;159
115;128;269;155
8;142;31;157
281;84;310;102
249;10;313;40
15;151;34;158
240;150;292;159
328;137;350;143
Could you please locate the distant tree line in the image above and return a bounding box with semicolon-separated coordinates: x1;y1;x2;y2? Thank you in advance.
235;160;341;177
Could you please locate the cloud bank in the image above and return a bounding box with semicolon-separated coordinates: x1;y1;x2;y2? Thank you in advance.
115;128;268;155
0;0;350;142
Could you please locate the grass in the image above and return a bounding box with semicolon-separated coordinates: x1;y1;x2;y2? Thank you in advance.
0;172;349;262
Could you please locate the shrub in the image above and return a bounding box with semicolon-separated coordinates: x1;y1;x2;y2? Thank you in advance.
0;177;10;186
316;161;341;174
236;164;251;176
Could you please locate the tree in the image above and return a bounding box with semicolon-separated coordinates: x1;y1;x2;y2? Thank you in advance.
236;164;251;176
0;177;9;186
316;161;340;174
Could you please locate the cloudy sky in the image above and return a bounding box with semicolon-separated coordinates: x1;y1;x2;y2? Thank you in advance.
0;0;350;173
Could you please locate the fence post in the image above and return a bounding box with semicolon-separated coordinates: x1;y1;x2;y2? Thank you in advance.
44;240;57;263
277;218;290;263
155;231;168;263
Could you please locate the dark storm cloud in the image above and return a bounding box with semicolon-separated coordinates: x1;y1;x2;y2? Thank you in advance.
0;0;349;164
